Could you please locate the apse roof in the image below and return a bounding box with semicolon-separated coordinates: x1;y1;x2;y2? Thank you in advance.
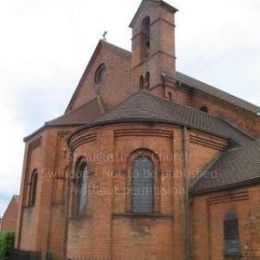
70;91;253;145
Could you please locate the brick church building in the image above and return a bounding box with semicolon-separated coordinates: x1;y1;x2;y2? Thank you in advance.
14;0;260;259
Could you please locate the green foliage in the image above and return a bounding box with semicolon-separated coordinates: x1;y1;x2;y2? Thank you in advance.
0;231;15;260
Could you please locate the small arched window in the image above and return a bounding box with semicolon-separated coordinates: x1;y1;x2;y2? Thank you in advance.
168;92;173;101
145;72;150;89
139;75;144;89
95;63;106;84
132;156;154;213
141;16;150;59
142;17;150;47
28;170;38;207
200;106;209;113
74;159;89;216
224;211;241;258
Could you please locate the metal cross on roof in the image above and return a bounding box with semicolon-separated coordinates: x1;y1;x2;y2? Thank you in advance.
102;31;108;41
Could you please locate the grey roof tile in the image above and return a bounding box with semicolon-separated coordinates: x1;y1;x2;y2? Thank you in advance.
46;97;105;126
191;140;260;195
88;91;253;144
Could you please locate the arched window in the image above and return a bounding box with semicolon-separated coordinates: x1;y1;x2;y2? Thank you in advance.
74;159;89;216
139;75;144;89
132;156;154;213
224;211;241;259
28;170;38;207
145;72;150;89
95;63;106;84
200;106;208;113
140;16;150;59
168;92;173;101
142;17;150;48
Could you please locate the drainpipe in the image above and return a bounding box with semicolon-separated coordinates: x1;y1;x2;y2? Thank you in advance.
63;150;73;259
183;126;191;260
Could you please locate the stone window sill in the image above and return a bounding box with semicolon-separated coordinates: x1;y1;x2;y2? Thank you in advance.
69;214;92;221
112;212;173;219
23;205;35;209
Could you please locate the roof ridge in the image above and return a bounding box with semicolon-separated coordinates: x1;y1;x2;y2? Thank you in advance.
102;40;131;56
233;138;260;149
190;151;225;191
67;91;156;140
68;90;252;145
96;90;252;139
220;118;255;140
89;90;147;122
175;71;260;113
139;92;254;142
96;95;107;114
146;90;229;120
191;139;260;196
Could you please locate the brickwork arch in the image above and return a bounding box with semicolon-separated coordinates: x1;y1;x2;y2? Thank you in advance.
126;148;161;213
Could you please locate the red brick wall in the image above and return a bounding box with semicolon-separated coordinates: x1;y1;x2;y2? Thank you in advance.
131;1;176;94
69;41;133;111
191;90;257;136
16;121;259;260
15;1;260;259
66;123;226;259
67;124;174;259
16;127;74;259
0;196;19;232
255;116;260;137
191;185;260;260
188;130;228;182
69;43;258;139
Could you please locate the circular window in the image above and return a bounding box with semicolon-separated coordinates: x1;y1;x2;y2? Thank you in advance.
95;63;106;84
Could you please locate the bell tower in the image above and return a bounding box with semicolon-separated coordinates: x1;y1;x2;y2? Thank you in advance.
130;0;178;97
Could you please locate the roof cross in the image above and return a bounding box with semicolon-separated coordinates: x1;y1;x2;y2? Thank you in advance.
102;31;108;41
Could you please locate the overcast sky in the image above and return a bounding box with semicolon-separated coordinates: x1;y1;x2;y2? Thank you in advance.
0;0;259;216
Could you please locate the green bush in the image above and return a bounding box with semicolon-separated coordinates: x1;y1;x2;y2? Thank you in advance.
0;231;15;260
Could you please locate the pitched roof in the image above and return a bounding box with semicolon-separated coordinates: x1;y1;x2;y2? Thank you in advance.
191;140;260;195
24;96;106;141
104;41;131;57
24;42;259;142
65;40;131;113
46;96;106;126
1;195;19;219
175;72;260;114
65;41;259;116
72;91;253;145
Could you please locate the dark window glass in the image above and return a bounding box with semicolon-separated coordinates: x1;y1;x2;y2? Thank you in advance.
140;16;150;59
142;17;150;48
224;211;241;258
145;72;150;89
200;106;208;113
75;162;89;216
140;75;144;89
95;63;106;84
29;170;38;206
132;156;154;213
